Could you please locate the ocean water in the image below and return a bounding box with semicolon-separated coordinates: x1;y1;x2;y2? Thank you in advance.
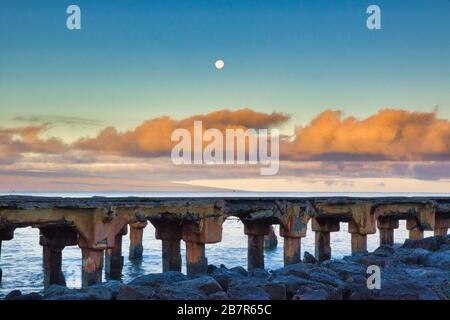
0;192;443;298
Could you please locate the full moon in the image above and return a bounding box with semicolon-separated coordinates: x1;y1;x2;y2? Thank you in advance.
215;59;224;70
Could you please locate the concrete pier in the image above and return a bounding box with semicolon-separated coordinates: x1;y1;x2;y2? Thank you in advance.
243;220;271;270
39;226;77;288
0;196;448;288
152;219;182;272
129;221;147;260
377;217;399;245
105;227;127;280
312;218;339;262
182;217;223;276
81;247;104;288
185;241;207;275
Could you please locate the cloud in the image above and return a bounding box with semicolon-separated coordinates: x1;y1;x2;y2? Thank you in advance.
73;108;290;157
283;109;450;161
0;124;67;163
14;115;102;127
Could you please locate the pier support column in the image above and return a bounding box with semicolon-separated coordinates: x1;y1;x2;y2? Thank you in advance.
283;237;301;265
105;226;127;280
350;233;367;254
312;219;339;262
129;221;147;260
185;241;207;275
279;208;309;266
81;247;104;287
39;226;77;289
42;245;65;288
0;227;14;284
434;214;449;236
243;220;271;270
182;216;223;276
151;219;182;272
407;218;424;240
377;217;399;245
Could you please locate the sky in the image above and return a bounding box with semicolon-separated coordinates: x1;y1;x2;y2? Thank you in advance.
0;0;449;192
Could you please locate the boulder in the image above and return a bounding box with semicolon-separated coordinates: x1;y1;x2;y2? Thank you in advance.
227;285;271;300
177;276;224;295
154;285;206;300
273;263;313;279
116;284;155;300
303;251;317;264
128;271;187;287
391;248;431;265
402;236;447;252
320;260;366;280
210;266;245;291
5;290;23;300
424;251;450;270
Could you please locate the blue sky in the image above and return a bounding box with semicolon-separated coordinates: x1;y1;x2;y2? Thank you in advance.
0;1;449;192
1;0;449;137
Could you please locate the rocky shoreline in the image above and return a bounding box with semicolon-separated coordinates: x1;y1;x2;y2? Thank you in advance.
5;235;450;300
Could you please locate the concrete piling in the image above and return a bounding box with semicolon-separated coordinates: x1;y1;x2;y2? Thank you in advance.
377;217;399;245
312;218;339;262
152;219;182;272
105;227;127;280
81;248;104;287
243;220;271;270
129;221;147;260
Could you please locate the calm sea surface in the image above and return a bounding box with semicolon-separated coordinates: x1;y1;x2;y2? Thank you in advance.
0;192;447;298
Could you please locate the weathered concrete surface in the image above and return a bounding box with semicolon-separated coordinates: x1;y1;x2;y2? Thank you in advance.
0;196;449;288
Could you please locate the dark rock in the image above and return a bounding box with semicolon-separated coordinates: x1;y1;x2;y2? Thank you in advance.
309;267;345;287
5;290;22;300
228;277;286;300
320;260;366;280
128;271;187;287
227;285;271;300
402;236;447;252
177;276;224;295
293;289;329;300
116;284;155;300
248;268;270;278
345;253;387;267
44;284;114;300
207;291;230;300
377;276;441;300
154;285;206;300
303;251;317;264
341;275;374;300
424;251;450;270
211;266;245;291
373;245;396;257
391;248;430;265
229;266;248;277
273;263;313;279
8;292;43;300
44;285;74;298
207;264;218;274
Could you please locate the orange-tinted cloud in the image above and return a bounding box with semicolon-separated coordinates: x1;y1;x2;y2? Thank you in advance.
2;108;450;162
73;108;289;157
283;109;450;161
0;124;66;163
